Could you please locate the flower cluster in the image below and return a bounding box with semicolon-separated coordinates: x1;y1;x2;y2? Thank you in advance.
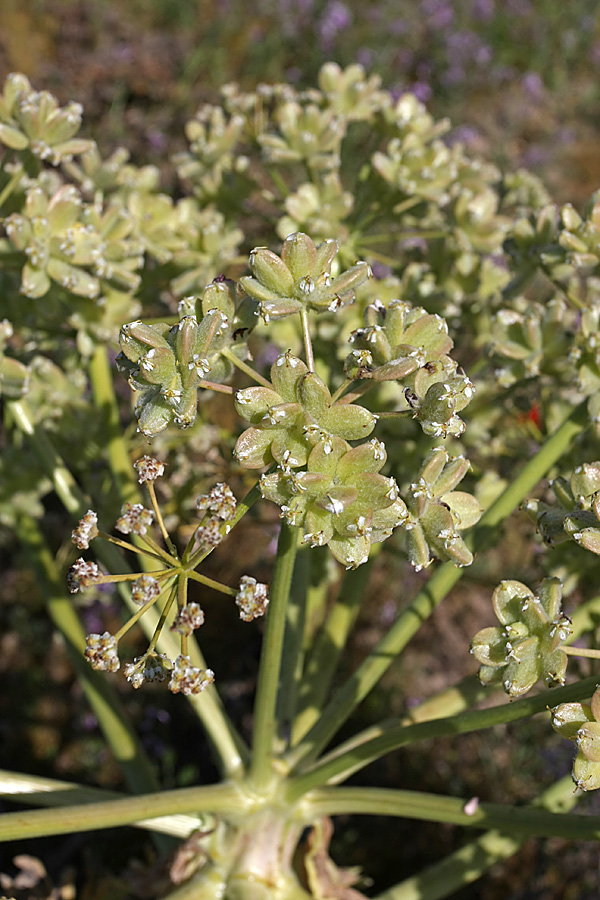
470;578;571;698
401;446;482;571
552;686;600;791
260;436;407;569
524;462;600;555
239;232;371;321
67;458;268;692
234;351;376;469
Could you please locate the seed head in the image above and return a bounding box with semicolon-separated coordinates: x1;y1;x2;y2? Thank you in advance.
71;509;99;549
115;502;154;536
131;575;161;606
134;455;165;483
196;483;237;521
171;602;205;636
168;655;215;694
236;575;269;622
67;558;101;592
85;632;120;672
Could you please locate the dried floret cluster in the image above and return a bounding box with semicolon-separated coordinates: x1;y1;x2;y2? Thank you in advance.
68;459;268;693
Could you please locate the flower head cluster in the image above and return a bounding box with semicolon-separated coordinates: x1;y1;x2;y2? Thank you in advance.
71;509;98;550
0;72;94;164
115;502;154;536
134;455;165;483
85;632;120;672
169;656;215;695
524;462;600;555
261;436;407;569
400;446;482;571
124;652;173;689
239;232;371;321
471;578;571;698
552;686;600;791
67;558;100;593
116;310;229;436
171;602;205;635
68;460;267;692
234;351;376;469
236;576;269;622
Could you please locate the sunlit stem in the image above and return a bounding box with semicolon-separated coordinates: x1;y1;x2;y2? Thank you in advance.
93;570;171;586
299;307;314;372
146;481;177;556
138;531;178;564
197;378;234;394
249;521;301;793
0;164;24;208
114;577;177;642
147;582;179;654
563;645;600;660
178;574;189;658
221;347;272;388
97;530;168;563
187;569;237;596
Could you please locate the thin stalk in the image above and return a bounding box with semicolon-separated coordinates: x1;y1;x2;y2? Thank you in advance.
291;557;374;746
197;377;234;395
299;308;315;371
0;163;24;208
372;776;579;900
0;783;251;842
285;674;599;799
187;569;237;596
563;645;600;660
330;378;357;404
97;530;168;563
114;578;176;642
296;785;600;841
276;546;311;748
285;399;590;772
147;480;177;555
221;346;272;388
0;770;203;839
249;521;301;793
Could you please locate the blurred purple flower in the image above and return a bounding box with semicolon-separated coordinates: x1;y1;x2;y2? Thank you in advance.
410;81;432;103
422;0;454;30
471;0;495;22
148;130;167;153
319;0;352;51
356;47;374;67
447;125;480;149
522;71;545;101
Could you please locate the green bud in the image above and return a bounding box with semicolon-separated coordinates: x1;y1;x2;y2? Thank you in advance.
249;247;294;294
281;232;318;280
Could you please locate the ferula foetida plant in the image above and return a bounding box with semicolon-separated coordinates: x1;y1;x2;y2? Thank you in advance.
3;63;600;897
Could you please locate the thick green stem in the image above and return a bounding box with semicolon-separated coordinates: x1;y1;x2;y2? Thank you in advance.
297;783;600;840
372;775;579;900
249;521;301;793
291;557;374;746
285;399;590;772
276;546;311;745
0;783;250;842
0;770;203;839
285;674;599;799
